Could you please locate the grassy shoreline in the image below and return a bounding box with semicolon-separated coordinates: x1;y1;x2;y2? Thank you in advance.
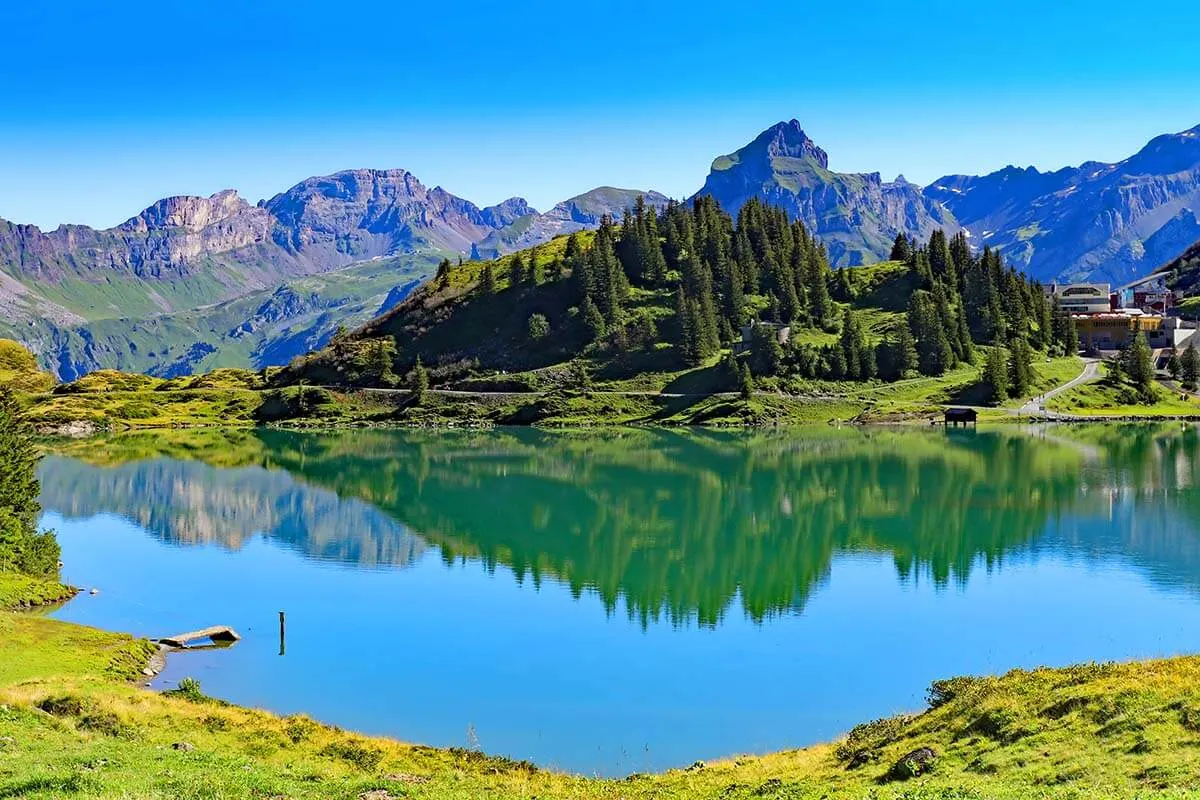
0;571;76;611
19;357;1106;431
5;579;1200;798
16;353;1200;431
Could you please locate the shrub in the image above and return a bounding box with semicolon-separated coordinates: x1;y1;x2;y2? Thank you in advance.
169;677;206;703
78;711;132;738
38;695;86;717
320;739;384;771
834;715;911;763
527;313;550;341
285;715;319;744
928;675;983;709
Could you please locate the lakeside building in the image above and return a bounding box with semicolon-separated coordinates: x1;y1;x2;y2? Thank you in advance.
1074;312;1199;351
1045;283;1112;315
1075;312;1163;350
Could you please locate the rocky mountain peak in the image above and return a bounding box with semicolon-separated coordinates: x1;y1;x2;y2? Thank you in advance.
695;122;953;266
749;119;829;168
122;189;258;233
479;197;536;228
1126;124;1200;175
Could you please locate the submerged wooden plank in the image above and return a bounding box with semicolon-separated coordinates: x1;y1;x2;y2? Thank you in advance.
159;626;241;648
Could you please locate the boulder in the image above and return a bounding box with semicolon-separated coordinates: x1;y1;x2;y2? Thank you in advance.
886;747;936;781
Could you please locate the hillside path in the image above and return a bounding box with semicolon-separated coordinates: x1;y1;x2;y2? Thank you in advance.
1018;358;1100;416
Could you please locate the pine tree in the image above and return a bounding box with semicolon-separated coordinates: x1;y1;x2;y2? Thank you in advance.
1168;351;1182;381
591;219;625;320
581;296;606;343
1182;343;1199;390
721;353;740;388
564;232;583;264
895;325;918;377
1008;338;1033;398
932;285;962;367
0;388;60;577
928;229;951;282
805;249;834;327
949;231;972;286
955;302;975;364
834;268;855;302
962;257;996;341
751;324;784;376
889;233;912;262
1125;330;1155;396
1108;355;1126;386
508;252;525;290
435;258;452;289
526;247;544;287
861;341;878;380
908;291;952;376
368;337;395;383
740;361;755;400
826;343;847;380
480;262;497;295
642;204;667;285
411;356;429;406
722;261;745;327
984;346;1010;403
527;313;550;340
839;308;874;380
1050;297;1078;355
1033;290;1053;351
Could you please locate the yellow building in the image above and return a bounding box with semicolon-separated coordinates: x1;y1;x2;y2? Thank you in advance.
1075;313;1164;351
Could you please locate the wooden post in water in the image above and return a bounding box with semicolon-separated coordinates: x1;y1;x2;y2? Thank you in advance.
278;611;286;656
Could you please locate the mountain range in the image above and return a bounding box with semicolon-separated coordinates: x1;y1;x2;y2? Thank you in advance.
0;173;665;378
2;119;1198;379
694;119;1200;284
924;124;1200;285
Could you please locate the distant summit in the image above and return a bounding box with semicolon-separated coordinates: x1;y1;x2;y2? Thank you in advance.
746;119;829;166
694;121;956;266
472;187;670;258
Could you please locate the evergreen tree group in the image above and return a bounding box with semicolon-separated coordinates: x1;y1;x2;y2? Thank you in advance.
0;389;60;577
1120;331;1156;400
1182;342;1199;391
461;194;1073;389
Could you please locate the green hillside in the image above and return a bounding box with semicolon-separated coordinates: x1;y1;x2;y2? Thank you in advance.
0;339;55;393
277;198;1074;419
1;254;437;380
1163;238;1200;316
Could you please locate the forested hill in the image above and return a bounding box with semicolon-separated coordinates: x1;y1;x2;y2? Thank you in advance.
1163;238;1200;312
277;195;1074;398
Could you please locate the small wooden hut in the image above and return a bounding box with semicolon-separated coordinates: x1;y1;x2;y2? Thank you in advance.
944;408;978;427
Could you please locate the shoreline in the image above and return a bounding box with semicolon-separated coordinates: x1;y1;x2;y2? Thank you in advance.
34;411;1200;440
7;602;1200;797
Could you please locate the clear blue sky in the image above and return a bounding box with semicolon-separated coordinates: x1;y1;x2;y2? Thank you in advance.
4;0;1198;230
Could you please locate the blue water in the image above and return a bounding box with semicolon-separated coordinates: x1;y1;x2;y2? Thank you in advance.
38;425;1200;774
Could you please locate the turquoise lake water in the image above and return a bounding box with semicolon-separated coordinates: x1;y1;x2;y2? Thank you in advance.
39;424;1200;774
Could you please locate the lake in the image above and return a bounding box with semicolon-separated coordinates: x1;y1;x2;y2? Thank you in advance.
38;424;1200;775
